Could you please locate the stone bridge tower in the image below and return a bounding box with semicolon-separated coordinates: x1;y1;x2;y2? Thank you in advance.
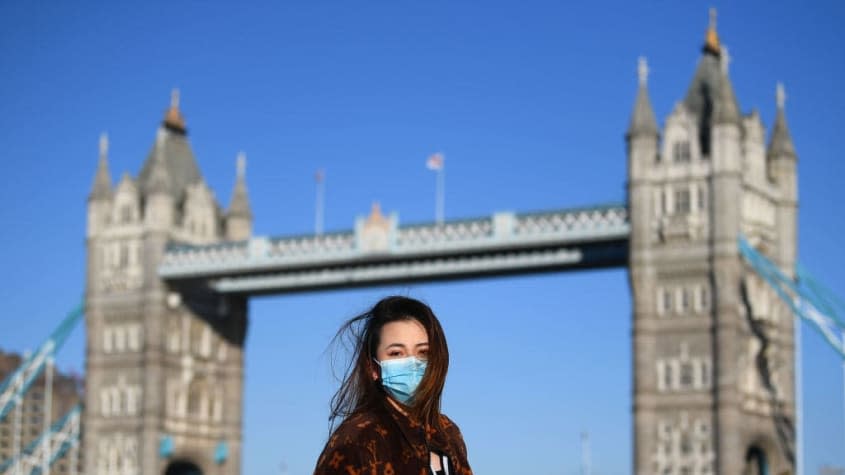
628;12;798;475
84;91;252;475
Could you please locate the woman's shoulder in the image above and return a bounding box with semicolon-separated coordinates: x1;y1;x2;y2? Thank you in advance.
330;409;391;440
436;413;471;472
437;412;468;445
438;412;462;433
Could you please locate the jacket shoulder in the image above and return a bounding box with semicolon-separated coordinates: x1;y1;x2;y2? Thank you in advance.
438;412;471;472
438;412;463;437
313;411;392;474
330;411;388;439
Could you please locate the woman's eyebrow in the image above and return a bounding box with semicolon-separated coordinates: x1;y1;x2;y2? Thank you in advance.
385;343;407;349
415;342;429;347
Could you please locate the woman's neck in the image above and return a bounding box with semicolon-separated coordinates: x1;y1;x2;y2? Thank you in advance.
386;395;409;416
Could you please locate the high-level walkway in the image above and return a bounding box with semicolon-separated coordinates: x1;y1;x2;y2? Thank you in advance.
159;204;629;295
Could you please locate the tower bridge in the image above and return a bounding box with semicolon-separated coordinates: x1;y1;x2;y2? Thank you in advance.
75;13;800;475
159;204;629;295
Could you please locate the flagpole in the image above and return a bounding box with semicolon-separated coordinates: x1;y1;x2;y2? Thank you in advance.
315;169;325;235
580;431;591;475
436;166;444;225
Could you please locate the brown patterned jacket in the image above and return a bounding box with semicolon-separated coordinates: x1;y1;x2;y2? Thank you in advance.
313;400;472;475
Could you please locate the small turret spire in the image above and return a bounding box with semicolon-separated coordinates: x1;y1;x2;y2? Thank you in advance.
627;56;658;138
99;132;109;159
768;82;796;159
144;129;172;195
89;132;113;200
236;152;246;180
228;152;252;218
776;82;786;109
713;45;740;126
163;88;187;134
704;7;721;56
637;56;649;87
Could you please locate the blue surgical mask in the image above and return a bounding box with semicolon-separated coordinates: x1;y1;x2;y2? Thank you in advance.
376;356;428;404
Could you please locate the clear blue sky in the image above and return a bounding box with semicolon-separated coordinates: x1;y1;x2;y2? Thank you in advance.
2;1;844;474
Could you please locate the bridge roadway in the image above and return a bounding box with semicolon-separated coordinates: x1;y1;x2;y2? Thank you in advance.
158;204;630;295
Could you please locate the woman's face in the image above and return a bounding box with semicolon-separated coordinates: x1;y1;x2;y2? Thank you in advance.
371;319;429;379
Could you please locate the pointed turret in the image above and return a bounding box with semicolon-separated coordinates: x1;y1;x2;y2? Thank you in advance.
225;152;253;240
143;129;172;196
137;91;202;201
683;7;722;119
712;45;741;126
682;8;743;154
87;133;114;238
627;57;659;138
768;83;796;159
626;56;659;252
89;132;113;201
143;129;175;231
228;152;252;218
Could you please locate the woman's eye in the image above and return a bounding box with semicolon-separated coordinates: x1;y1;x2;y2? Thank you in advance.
388;351;402;357
418;349;429;358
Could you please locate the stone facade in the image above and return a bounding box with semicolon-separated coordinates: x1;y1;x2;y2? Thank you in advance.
0;350;83;473
628;16;798;475
84;93;251;475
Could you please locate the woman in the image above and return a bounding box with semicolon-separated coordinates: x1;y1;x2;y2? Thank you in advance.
314;296;472;475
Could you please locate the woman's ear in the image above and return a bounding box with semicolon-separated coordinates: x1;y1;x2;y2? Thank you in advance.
370;359;380;381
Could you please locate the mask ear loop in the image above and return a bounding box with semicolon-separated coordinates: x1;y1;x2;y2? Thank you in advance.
365;315;382;381
371;358;384;384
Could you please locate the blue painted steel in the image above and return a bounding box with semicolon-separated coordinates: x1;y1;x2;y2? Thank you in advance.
796;264;845;328
0;404;81;474
214;441;228;465
160;435;175;458
738;236;845;358
0;302;84;421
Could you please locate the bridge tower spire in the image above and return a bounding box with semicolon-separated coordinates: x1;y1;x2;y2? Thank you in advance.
627;56;658;140
87;132;113;237
84;91;247;475
768;82;798;268
629;9;798;475
225;151;253;241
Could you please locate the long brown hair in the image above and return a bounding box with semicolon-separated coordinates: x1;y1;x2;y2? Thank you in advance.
328;296;450;432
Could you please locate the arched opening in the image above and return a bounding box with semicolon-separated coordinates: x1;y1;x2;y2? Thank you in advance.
164;460;203;475
744;446;770;475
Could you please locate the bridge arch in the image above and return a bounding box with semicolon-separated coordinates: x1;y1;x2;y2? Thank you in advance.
164;460;204;475
744;445;769;475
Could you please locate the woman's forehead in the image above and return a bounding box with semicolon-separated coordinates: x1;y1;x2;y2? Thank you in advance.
379;319;428;344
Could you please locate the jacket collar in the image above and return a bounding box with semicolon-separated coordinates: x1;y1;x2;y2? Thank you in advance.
382;397;452;456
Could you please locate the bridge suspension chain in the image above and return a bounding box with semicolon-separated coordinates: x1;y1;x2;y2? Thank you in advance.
0;302;84;475
738;236;845;357
0;404;81;475
0;303;83;421
739;236;845;475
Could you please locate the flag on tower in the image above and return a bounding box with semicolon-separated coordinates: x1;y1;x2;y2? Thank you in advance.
426;152;444;171
426;152;445;224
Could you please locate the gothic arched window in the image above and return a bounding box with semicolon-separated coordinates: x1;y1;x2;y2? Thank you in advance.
673;140;691;162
